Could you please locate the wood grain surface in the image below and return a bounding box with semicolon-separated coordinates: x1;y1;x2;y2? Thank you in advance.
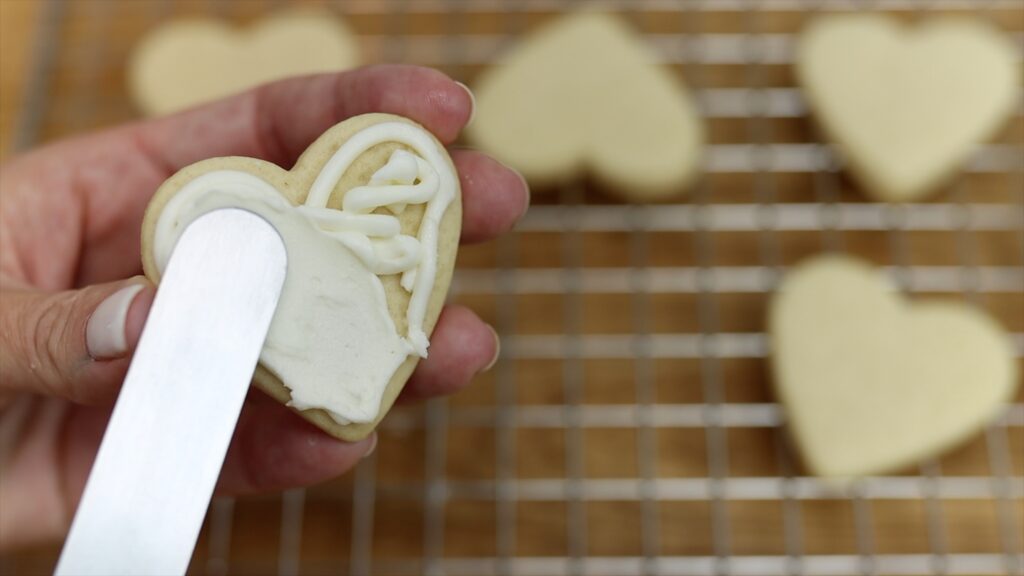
0;0;38;159
1;1;1021;574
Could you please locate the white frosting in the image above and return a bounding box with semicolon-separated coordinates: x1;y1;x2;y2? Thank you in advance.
152;122;456;424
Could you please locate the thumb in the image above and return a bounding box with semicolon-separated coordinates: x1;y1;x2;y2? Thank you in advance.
0;278;155;404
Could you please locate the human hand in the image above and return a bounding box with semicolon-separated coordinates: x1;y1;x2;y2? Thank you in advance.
0;65;528;549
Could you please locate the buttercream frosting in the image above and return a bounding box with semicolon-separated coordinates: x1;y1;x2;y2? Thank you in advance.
152;122;456;424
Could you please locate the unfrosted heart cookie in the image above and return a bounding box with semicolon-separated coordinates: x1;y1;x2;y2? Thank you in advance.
466;11;703;201
770;255;1018;478
129;10;359;116
141;114;461;441
797;14;1019;202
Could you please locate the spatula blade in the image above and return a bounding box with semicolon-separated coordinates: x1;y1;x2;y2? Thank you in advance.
56;208;287;576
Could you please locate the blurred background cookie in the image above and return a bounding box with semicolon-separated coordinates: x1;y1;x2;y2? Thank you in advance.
771;255;1018;478
797;14;1019;202
467;11;704;201
129;9;359;116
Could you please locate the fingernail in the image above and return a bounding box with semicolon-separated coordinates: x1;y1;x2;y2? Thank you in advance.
455;81;476;126
87;284;146;360
516;168;531;219
362;433;378;459
482;324;501;373
500;161;530;221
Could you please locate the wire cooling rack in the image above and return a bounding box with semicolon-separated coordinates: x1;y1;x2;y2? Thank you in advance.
4;0;1023;575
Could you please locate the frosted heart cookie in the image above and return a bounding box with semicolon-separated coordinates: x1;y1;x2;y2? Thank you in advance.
796;14;1019;202
770;255;1018;478
141;114;461;441
129;9;359;116
466;11;703;201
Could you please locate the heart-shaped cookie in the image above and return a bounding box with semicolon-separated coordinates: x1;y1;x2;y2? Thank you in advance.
796;14;1020;202
770;255;1018;478
129;9;359;116
141;114;461;441
466;11;704;201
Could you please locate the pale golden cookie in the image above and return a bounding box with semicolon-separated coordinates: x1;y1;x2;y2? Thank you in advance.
770;255;1018;478
796;14;1019;202
466;11;704;201
141;114;461;441
130;9;359;116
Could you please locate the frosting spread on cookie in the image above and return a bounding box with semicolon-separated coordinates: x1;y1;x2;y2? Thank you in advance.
152;122;456;424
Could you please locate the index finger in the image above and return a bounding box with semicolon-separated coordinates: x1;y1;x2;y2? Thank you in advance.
136;64;475;171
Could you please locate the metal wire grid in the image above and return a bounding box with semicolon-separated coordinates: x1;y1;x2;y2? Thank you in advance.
4;0;1023;574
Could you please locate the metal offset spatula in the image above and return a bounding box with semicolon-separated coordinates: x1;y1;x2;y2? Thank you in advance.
55;208;288;576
